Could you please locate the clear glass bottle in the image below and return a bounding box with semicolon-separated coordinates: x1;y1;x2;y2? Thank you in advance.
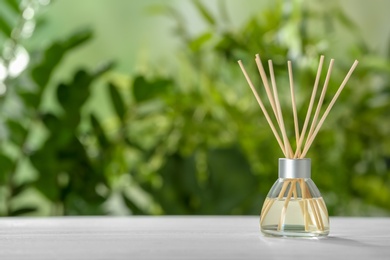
260;158;329;237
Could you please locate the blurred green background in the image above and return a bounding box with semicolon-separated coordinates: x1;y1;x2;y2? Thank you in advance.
0;0;390;216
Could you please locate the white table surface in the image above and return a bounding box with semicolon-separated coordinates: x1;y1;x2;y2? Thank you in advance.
0;216;389;260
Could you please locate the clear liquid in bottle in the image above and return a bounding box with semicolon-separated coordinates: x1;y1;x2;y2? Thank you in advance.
260;159;329;237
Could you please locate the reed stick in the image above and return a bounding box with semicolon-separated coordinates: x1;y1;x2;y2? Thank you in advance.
278;180;295;231
238;60;287;157
300;60;359;158
292;182;298;200
255;54;281;126
288;61;300;151
309;199;321;230
278;181;290;200
260;198;275;225
300;179;309;231
269;60;293;158
317;199;328;217
305;59;334;147
294;55;324;158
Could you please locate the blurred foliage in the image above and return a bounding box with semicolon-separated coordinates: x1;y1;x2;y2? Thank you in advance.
125;0;390;216
0;0;389;216
0;0;114;215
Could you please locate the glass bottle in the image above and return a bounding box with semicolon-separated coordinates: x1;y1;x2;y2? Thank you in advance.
260;158;329;237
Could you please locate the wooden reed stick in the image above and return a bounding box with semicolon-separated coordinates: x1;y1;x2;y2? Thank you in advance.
309;199;321;230
288;61;300;150
297;199;306;229
277;181;290;199
260;199;270;218
278;180;295;231
292;181;298;200
300;179;309;231
300;60;359;158
238;60;287;157
305;59;334;146
312;199;324;231
261;199;270;215
317;199;328;217
255;54;281;126
294;55;324;158
268;60;293;158
295;188;307;231
260;199;275;225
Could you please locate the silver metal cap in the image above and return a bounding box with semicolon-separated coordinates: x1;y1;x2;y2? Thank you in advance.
278;158;311;178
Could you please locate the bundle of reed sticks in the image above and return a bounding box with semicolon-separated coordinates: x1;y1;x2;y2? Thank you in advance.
238;55;358;158
238;55;358;232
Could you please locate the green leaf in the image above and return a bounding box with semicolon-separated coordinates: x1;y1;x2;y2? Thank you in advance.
0;16;12;37
10;207;37;216
4;0;20;14
214;32;242;58
12;181;32;197
62;29;93;50
31;29;93;89
189;32;212;52
57;83;71;109
19;92;40;108
6;119;27;146
132;76;149;102
109;82;126;121
31;43;63;88
124;137;143;151
90;114;109;147
122;192;145;215
57;70;91;115
193;0;215;25
58;66;112;115
0;154;13;184
132;76;173;102
41;113;61;134
30;150;59;202
93;61;115;77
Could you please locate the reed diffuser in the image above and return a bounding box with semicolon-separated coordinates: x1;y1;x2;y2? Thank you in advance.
238;55;358;237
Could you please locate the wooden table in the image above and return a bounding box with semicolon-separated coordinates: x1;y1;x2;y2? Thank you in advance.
0;217;389;259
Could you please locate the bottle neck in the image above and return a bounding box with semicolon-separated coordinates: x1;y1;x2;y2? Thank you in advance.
278;158;311;178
